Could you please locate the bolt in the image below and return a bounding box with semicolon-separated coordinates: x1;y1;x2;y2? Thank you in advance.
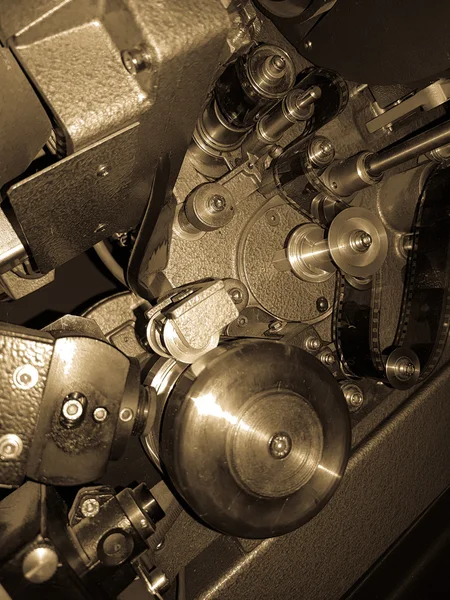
237;316;248;328
93;407;108;423
266;209;280;227
320;351;336;366
0;434;23;459
269;145;283;159
316;296;329;313
13;364;39;390
402;234;414;253
268;432;292;459
96;164;109;178
155;539;165;552
23;545;59;584
351;229;373;252
229;288;243;304
304;40;313;50
271;55;286;71
350;392;364;408
121;46;152;75
269;320;283;332
306;336;321;351
396;358;416;380
61;392;86;428
208;194;227;212
120;407;134;422
81;498;100;518
341;383;364;411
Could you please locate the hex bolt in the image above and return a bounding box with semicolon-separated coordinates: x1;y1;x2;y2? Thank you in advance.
229;288;243;304
320;351;336;366
23;545;59;584
316;296;329;313
61;392;87;429
306;336;321;351
13;364;39;390
81;498;100;518
121;46;152;75
93;407;108;423
0;434;23;459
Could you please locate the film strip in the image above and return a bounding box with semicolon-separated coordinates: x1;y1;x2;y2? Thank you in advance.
334;166;450;389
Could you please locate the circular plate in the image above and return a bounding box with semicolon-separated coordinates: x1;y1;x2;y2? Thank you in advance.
239;201;335;322
328;207;388;278
159;339;350;539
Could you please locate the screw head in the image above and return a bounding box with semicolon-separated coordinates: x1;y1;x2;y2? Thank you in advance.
268;432;292;459
96;164;109;178
208;194;227;212
229;288;243;304
341;384;364;412
271;55;286;71
120;408;134;422
316;296;329;313
155;538;165;551
0;434;23;459
121;46;152;75
237;316;248;328
320;351;336;366
93;407;108;423
61;392;86;428
304;40;313;50
23;546;59;584
13;364;39;390
81;498;100;518
396;358;416;380
306;337;321;351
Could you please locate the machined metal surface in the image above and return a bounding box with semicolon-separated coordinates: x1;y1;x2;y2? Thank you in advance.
0;208;27;275
158;339;350;538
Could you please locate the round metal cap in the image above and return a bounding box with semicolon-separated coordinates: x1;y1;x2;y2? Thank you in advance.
385;347;420;390
159;339;351;539
328;207;388;277
246;45;296;99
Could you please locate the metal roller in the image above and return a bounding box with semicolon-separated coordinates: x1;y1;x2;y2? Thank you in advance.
145;339;351;539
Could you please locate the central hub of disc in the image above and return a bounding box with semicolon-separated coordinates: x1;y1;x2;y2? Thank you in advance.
268;431;292;459
229;389;324;499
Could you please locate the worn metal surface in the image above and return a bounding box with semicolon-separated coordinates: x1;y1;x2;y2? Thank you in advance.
0;209;26;275
8;124;145;273
0;48;51;188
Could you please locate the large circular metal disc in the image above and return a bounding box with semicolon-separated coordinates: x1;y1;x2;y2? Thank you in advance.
159;339;350;539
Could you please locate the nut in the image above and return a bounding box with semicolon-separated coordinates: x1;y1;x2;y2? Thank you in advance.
81;498;100;518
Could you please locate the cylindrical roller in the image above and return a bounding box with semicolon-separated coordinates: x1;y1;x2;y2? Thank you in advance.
178;183;235;233
153;339;350;539
216;44;296;129
262;135;336;220
323;118;450;198
242;85;321;157
274;206;388;281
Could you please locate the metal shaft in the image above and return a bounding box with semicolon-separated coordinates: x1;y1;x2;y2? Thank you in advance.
367;119;450;176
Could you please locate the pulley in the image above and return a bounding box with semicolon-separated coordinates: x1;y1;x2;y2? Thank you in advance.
273;207;388;282
144;339;350;539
